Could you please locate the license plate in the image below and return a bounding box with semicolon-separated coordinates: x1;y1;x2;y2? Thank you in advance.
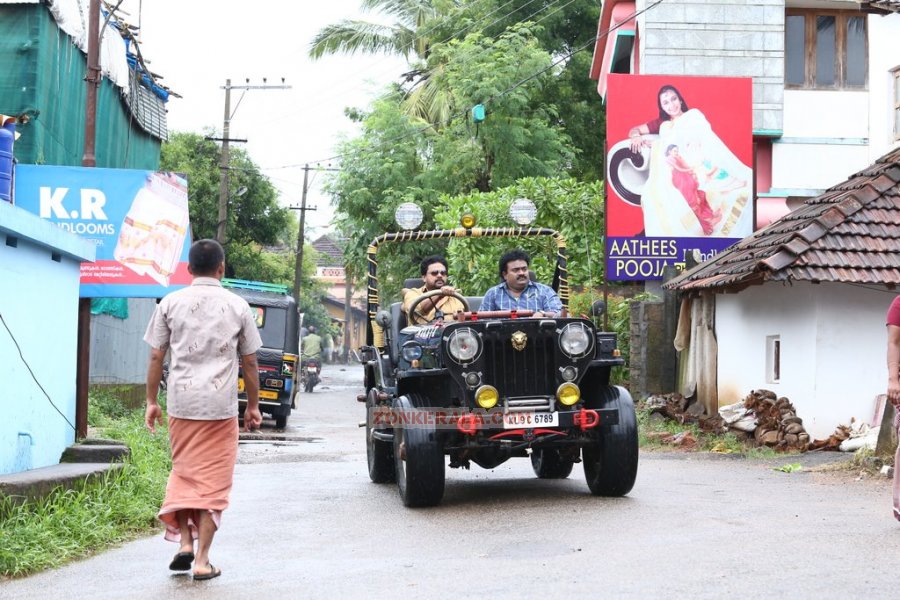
259;390;279;400
503;412;558;429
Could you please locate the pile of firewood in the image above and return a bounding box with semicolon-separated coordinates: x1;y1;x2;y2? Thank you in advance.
743;389;810;452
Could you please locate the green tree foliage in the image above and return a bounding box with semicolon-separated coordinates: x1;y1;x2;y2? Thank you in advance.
422;24;574;192
159;132;293;281
327;26;575;291
435;177;604;293
481;0;605;180
308;0;455;61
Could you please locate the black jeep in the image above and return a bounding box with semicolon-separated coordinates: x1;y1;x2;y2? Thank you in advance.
361;220;638;506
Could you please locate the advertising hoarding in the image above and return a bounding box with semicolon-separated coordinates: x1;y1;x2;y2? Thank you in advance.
14;165;192;297
605;74;753;281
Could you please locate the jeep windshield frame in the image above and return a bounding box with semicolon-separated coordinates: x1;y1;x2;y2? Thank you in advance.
365;226;569;349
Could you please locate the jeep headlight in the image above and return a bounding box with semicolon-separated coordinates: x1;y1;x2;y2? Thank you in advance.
559;323;593;358
447;328;481;364
401;341;423;362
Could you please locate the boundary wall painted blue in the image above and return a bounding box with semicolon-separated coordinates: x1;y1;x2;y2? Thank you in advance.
0;200;94;475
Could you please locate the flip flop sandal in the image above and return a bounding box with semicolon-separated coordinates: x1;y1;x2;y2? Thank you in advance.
193;564;222;581
168;551;194;571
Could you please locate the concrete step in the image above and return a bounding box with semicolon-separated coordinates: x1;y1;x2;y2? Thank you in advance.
0;462;124;504
60;443;130;464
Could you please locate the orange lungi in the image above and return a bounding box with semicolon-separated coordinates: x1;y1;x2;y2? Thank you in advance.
159;416;239;543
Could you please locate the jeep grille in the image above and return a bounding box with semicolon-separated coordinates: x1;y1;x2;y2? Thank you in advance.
481;323;556;401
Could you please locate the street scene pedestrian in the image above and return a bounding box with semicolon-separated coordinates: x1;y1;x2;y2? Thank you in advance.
143;239;263;580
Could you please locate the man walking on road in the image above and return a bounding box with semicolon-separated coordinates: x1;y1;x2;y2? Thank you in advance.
144;239;263;580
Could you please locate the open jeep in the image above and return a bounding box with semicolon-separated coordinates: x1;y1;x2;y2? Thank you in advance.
360;216;639;507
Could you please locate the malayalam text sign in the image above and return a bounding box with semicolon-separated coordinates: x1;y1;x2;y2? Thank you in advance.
14;165;191;297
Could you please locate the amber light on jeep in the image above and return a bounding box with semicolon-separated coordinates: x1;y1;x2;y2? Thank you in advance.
557;382;580;406
475;385;499;409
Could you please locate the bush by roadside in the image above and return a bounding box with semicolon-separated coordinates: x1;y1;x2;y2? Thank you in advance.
0;393;170;579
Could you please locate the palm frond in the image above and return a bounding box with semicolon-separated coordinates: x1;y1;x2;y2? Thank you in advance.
309;21;413;59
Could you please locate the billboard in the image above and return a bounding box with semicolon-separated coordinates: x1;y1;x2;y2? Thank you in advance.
14;165;192;297
605;74;753;281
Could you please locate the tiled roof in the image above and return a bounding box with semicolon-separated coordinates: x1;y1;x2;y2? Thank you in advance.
311;234;346;267
860;0;900;14
665;145;900;292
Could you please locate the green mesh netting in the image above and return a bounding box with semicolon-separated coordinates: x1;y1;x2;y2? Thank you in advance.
90;297;129;319
0;4;161;169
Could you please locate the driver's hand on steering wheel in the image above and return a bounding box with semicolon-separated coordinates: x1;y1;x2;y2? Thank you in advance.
439;286;457;295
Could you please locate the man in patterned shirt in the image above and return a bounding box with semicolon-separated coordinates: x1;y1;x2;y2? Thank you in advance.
144;239;263;580
479;249;562;317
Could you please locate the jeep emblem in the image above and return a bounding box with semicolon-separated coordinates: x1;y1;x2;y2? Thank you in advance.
511;331;527;351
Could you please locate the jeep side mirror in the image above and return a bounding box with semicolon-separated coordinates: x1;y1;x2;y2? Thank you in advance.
590;300;606;317
375;309;392;329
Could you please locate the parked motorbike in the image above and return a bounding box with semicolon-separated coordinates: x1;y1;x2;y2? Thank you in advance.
300;358;321;393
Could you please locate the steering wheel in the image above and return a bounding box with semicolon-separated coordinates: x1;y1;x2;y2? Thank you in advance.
407;289;470;325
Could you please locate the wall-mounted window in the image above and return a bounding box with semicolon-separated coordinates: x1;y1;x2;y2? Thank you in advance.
893;67;900;141
785;10;867;90
766;335;781;384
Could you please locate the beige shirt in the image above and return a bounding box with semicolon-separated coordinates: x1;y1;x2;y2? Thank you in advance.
401;285;466;324
144;277;263;420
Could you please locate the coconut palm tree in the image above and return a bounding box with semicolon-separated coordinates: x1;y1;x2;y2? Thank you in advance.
309;0;463;129
308;0;452;61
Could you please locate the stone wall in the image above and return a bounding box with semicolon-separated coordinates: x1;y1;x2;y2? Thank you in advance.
638;0;785;132
629;299;677;399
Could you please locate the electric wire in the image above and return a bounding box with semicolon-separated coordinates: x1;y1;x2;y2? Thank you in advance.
281;0;663;168
253;0;572;129
0;310;77;433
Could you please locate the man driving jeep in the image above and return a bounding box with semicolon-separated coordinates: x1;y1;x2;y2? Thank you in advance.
480;249;562;318
401;255;466;324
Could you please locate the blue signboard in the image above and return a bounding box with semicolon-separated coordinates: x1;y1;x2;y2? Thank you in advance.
14;165;192;297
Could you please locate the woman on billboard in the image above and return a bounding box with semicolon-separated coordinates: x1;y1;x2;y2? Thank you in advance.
623;84;752;238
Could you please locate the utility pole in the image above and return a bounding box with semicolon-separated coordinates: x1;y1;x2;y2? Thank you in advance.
216;78;291;244
291;164;315;302
289;164;340;302
75;0;102;440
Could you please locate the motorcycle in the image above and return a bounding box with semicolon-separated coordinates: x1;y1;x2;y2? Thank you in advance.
300;358;321;393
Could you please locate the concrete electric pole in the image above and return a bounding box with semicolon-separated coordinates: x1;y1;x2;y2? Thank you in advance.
291;164;315;303
216;78;291;244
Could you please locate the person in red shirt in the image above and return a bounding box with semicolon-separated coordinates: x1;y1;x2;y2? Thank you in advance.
884;296;900;521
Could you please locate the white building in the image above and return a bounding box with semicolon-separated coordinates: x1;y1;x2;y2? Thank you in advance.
591;0;900;437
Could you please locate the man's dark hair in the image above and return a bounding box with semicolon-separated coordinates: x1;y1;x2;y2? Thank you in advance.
188;239;225;276
499;249;530;279
420;255;448;276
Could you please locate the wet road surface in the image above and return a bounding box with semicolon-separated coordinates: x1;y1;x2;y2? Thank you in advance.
3;363;900;598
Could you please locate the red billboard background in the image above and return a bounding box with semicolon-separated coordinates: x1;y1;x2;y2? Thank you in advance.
605;74;753;280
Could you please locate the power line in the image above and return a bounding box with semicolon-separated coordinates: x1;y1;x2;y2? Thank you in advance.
253;0;571;130
276;0;664;168
0;310;77;433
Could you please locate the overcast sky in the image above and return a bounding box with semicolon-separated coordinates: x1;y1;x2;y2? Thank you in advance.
117;0;407;235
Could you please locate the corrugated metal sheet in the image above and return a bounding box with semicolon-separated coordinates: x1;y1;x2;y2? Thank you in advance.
89;298;156;385
666;146;900;292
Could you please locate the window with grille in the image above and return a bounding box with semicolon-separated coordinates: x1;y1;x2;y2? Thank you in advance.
785;10;867;90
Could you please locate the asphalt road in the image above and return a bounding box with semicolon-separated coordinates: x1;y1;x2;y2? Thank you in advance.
3;363;900;599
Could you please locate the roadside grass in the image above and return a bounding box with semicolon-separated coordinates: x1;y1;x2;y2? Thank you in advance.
637;406;782;458
0;394;170;579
